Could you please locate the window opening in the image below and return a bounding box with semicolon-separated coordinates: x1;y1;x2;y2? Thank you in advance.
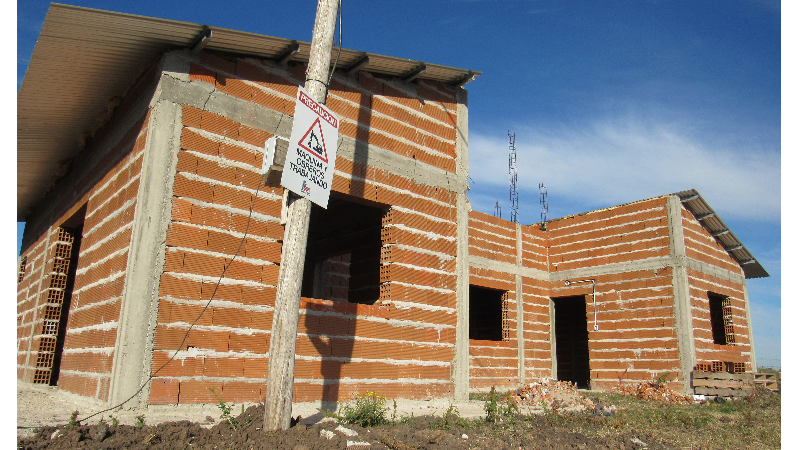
552;295;591;389
300;194;384;304
18;256;27;283
468;285;509;341
708;292;735;346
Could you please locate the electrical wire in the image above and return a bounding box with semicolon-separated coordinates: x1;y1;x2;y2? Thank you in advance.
78;175;266;424
73;106;289;426
325;0;343;93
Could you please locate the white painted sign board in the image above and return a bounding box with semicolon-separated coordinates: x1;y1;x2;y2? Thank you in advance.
280;85;339;208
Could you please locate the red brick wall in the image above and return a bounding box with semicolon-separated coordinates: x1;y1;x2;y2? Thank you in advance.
468;267;517;390
467;211;519;390
681;208;742;274
681;205;752;370
522;225;548;272
17;109;152;401
547;197;671;273
521;276;552;380
468;211;516;265
687;269;752;369
549;268;681;390
150;100;281;404
16;233;49;380
57;116;151;401
149;52;461;404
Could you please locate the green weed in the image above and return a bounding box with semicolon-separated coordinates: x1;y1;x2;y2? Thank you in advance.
135;414;146;429
208;387;252;431
336;391;390;427
484;386;518;423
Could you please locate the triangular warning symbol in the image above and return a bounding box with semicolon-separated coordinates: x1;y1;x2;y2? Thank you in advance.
298;117;328;163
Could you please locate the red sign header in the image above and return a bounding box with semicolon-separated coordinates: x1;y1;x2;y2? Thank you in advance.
299;90;338;128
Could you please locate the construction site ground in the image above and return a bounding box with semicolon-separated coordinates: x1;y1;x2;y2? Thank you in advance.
17;381;780;449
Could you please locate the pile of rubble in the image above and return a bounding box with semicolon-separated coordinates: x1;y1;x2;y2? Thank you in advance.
613;381;693;404
507;380;595;411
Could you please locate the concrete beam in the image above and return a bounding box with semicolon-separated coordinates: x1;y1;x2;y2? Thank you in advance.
468;255;549;281
549;256;744;286
108;97;183;408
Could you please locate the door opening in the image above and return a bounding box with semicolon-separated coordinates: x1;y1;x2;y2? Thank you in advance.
33;205;86;386
553;295;591;389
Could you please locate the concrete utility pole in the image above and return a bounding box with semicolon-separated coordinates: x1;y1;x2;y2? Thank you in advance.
263;0;339;432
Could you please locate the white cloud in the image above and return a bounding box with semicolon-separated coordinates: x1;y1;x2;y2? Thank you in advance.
468;115;780;222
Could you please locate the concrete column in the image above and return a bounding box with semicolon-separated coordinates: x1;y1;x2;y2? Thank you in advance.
452;88;470;402
666;195;696;394
515;223;525;385
742;280;758;371
549;299;557;379
108;97;183;408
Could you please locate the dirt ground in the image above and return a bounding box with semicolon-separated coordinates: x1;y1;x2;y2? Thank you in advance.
17;382;664;449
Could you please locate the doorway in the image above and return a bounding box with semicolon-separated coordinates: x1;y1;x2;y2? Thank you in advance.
33;205;85;386
553;295;591;389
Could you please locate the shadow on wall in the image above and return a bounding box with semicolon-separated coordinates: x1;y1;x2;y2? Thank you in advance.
306;309;354;411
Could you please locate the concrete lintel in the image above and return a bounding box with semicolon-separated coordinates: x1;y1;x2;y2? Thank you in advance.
108;99;183;408
683;258;745;284
469;255;549;281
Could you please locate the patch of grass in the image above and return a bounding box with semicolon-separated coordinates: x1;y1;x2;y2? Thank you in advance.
336;391;390;427
563;387;780;449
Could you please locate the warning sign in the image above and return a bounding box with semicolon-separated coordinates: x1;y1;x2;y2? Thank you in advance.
281;85;339;208
298;118;328;163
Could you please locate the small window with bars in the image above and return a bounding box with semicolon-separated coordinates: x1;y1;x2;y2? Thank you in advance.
18;256;27;283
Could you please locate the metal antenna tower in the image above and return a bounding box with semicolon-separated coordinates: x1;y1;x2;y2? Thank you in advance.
539;183;548;230
494;201;502;219
508;131;518;223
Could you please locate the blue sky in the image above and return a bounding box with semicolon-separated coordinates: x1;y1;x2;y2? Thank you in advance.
16;1;782;369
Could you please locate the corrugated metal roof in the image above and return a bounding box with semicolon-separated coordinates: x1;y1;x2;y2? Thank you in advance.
675;189;768;279
17;4;480;220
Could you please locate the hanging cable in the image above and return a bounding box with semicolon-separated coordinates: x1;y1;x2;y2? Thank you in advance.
74;106;289;426
324;0;343;99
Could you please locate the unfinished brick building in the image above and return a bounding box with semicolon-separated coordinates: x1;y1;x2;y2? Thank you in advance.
17;5;767;409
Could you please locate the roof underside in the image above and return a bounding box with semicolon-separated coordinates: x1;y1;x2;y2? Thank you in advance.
676;189;768;279
17;4;480;220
